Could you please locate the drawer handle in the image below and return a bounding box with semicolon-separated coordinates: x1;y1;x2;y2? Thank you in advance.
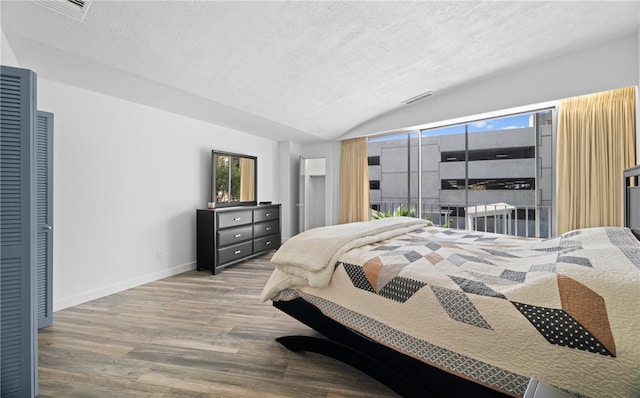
265;227;271;231
234;234;242;238
234;250;241;255
265;213;271;217
233;217;241;221
265;241;271;245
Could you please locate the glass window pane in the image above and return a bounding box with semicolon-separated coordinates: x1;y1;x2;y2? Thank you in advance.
467;114;532;133
466;114;536;234
369;109;553;235
367;132;418;218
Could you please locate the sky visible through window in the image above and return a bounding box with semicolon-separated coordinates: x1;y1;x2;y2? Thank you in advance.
368;113;534;142
428;113;533;135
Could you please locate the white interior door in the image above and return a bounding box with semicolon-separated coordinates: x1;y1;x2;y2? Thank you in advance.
298;157;326;232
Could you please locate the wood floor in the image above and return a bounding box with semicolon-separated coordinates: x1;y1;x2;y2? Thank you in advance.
38;253;398;397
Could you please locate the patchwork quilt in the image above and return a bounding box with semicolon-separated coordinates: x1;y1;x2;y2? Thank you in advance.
263;222;640;397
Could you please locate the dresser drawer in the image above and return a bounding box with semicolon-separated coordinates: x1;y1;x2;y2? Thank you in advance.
218;241;253;265
254;206;280;223
217;225;252;247
254;220;279;238
218;209;252;228
254;234;279;252
198;204;280;275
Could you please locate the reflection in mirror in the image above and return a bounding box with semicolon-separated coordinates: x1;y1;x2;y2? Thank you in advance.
239;158;255;201
212;151;257;207
229;156;240;202
215;154;230;203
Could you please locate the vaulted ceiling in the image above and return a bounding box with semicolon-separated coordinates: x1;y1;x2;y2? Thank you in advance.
2;1;639;142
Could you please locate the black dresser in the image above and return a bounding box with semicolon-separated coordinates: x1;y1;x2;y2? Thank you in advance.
196;204;281;274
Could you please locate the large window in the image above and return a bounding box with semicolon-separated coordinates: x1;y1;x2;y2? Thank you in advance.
367;131;419;217
368;109;554;237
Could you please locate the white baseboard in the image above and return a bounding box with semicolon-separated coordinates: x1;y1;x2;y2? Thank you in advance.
53;261;196;312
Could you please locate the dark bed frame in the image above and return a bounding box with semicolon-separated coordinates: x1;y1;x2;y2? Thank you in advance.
274;298;511;398
273;165;640;398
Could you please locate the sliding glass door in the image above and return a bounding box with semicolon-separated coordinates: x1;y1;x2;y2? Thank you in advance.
368;131;419;217
368;109;554;237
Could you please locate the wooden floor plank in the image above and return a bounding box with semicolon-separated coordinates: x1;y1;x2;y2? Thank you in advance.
38;252;398;397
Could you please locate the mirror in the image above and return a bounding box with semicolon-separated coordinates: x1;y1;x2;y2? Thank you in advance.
211;151;257;207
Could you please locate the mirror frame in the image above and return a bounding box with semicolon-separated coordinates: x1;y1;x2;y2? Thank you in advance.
211;150;258;208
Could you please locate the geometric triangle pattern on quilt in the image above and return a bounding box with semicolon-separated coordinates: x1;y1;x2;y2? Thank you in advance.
341;262;426;302
557;274;616;356
557;255;593;267
481;248;521;258
456;254;497;266
337;226;622;361
512;301;615;357
499;269;527;283
430;285;492;329
378;276;427;303
341;262;375;293
382;249;422;263
449;276;507;299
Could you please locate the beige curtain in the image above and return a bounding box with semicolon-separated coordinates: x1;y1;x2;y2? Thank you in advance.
557;86;636;234
339;137;370;223
239;158;255;202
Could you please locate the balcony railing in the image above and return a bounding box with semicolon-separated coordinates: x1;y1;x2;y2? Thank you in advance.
371;202;553;238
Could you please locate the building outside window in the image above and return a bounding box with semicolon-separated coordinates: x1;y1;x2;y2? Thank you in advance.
367;110;554;237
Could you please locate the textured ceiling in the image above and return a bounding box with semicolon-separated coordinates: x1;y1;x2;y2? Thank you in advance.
2;1;639;142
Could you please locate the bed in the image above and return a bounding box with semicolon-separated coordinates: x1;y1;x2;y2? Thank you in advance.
261;166;640;398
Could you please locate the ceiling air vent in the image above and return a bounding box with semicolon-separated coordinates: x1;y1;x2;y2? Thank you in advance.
32;0;93;23
402;91;434;105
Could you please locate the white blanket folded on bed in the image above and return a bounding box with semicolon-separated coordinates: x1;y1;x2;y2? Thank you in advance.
261;217;432;301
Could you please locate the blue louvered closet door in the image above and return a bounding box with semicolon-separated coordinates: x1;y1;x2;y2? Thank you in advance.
1;65;39;398
36;111;53;329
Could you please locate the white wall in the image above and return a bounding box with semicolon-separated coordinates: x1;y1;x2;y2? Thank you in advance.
36;78;278;311
1;29;19;66
277;140;302;240
344;33;639;138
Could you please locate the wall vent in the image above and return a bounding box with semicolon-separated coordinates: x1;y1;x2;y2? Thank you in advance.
32;0;93;23
402;91;434;105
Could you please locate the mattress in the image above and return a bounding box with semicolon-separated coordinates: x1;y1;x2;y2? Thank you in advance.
263;219;640;397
